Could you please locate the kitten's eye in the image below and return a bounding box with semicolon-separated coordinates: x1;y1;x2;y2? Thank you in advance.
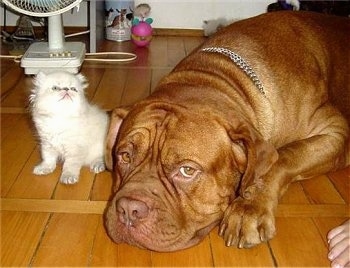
52;86;60;91
70;87;77;92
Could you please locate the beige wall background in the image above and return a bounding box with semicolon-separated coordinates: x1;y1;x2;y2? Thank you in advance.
0;0;272;29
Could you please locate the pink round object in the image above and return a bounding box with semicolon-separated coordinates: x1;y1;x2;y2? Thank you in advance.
131;22;153;47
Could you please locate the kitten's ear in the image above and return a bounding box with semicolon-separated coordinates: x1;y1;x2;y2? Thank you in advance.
36;71;46;80
34;71;46;87
105;106;132;170
76;73;88;90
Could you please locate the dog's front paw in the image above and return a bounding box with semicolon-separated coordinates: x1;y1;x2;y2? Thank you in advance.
219;196;276;248
33;162;56;175
60;172;79;184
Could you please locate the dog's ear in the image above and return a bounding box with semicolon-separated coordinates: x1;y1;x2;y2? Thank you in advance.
105;106;131;170
229;125;278;199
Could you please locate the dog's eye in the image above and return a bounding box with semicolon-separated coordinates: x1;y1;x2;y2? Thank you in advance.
120;152;131;164
179;166;196;178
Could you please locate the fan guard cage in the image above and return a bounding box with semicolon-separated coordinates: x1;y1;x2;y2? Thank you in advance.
2;0;83;17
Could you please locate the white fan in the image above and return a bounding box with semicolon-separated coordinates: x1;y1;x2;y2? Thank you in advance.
2;0;85;74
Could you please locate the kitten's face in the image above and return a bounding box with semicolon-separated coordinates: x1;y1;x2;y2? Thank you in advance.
30;71;88;114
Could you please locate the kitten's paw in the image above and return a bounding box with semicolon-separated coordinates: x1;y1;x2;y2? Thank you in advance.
33;163;56;175
60;173;79;184
90;161;106;174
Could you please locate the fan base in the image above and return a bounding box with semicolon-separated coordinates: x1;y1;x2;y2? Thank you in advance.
21;42;86;75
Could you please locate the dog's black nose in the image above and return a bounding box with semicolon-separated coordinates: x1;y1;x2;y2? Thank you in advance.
116;197;149;227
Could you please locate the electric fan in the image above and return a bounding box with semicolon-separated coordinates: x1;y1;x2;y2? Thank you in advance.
2;0;85;74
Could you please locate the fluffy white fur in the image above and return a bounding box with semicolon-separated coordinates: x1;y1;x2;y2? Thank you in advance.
286;0;300;10
30;71;109;184
203;18;239;37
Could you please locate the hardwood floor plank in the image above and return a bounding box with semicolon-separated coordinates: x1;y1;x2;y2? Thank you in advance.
99;39;136;55
0;107;27;113
167;37;185;51
1;115;36;197
2;198;348;217
121;68;152;106
269;218;329;267
0;60;16;77
0;67;24;99
91;68;128;110
127;47;152;68
1;113;22;142
80;68;105;101
31;213;100;266
301;174;346;204
313;217;348;245
151;68;172;93
0;211;50;267
183;36;206;55
167;37;186;67
90;171;114;201
5;147;59;199
276;204;349;217
1;74;32;109
147;37;169;67
212;246;275;267
89;218;153;266
1;198;107;214
151;236;213;267
52;167;96;200
97;40;120;53
279;181;310;204
210;228;274;267
328;166;350;204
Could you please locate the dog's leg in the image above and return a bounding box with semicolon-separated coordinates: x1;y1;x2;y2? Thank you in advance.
221;105;349;248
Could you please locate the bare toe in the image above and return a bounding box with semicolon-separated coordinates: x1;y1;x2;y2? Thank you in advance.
328;220;350;268
328;220;350;240
330;249;350;268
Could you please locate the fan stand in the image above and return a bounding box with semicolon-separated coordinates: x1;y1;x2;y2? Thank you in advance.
21;15;85;75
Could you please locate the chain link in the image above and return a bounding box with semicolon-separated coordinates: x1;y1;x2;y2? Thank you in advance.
202;47;266;97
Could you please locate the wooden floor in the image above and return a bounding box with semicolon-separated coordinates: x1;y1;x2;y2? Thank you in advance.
1;35;349;267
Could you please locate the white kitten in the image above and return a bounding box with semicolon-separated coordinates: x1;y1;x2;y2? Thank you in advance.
30;71;109;184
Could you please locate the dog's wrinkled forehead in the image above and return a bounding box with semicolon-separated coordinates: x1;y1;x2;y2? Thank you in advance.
120;104;219;139
117;105;229;166
118;106;170;140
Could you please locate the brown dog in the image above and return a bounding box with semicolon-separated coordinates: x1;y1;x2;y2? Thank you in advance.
105;11;349;252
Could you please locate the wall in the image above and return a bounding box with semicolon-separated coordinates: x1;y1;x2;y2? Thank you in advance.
143;0;272;29
1;0;272;29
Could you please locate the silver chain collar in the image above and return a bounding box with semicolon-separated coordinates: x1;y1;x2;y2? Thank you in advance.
202;47;266;97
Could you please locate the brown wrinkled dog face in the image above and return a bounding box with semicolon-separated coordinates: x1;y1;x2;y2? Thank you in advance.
105;103;242;251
